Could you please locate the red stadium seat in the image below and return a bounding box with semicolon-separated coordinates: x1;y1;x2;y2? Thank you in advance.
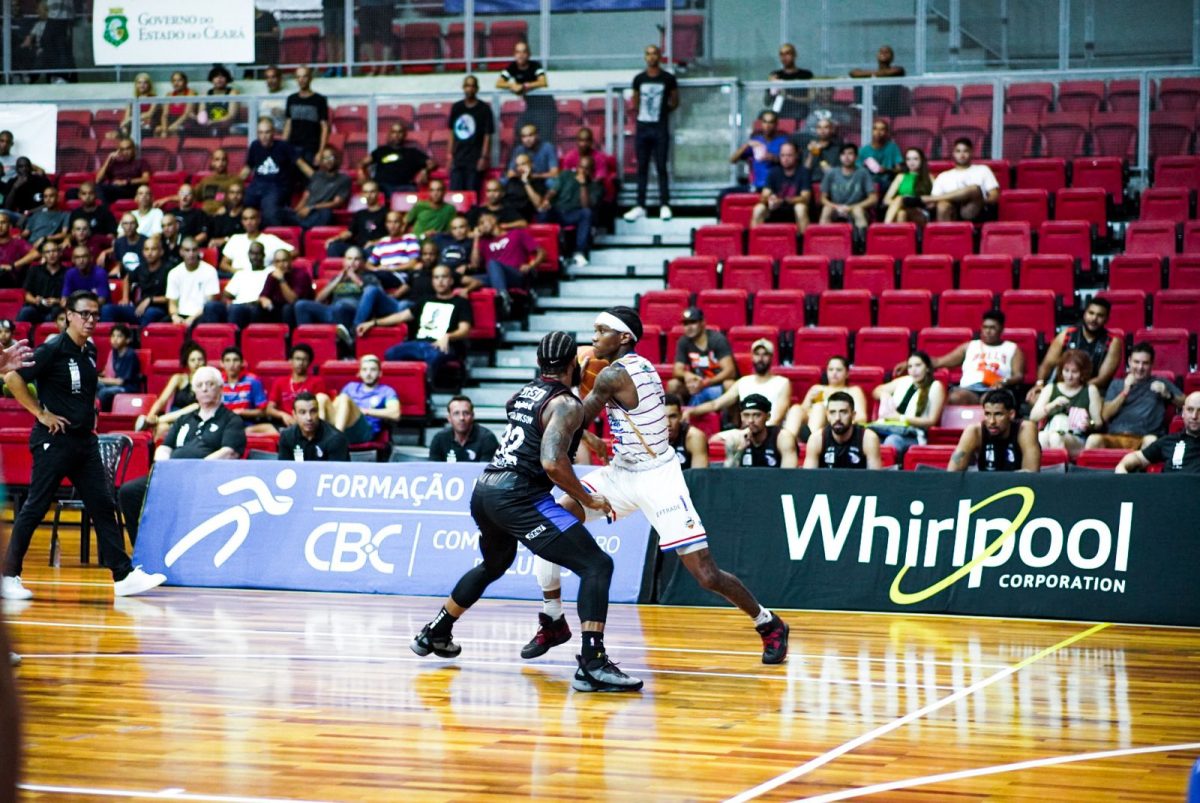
903;444;956;471
1075;449;1133;470
728;325;780;356
1002;113;1040;160
752;290;807;331
1139;188;1191;223
292;325;339;366
959;85;994;116
939;115;991;155
747;223;798;261
1125;221;1178;258
303;226;345;261
378;361;427;419
638;289;690;329
916;326;973;364
842;255;896;295
1003;327;1041;382
778;255;831;294
1168;255;1200;290
693;224;744;261
1096;290;1148;333
1090;112;1138;159
1015;158;1067;192
891;116;940;155
696;289;749;330
1057;81;1105;113
1158;77;1200;111
354;325;407;361
633;324;663;364
1185;221;1200;254
1108;254;1164;291
1071;157;1124;200
1149;110;1195;159
1133;328;1190;377
1038;220;1092;266
1153;290;1200;334
776;365;820;404
979;222;1032;258
141;323;186;365
793;326;849;367
938;290;994;329
242;324;289;366
959;254;1016;294
444;21;485;71
1019;254;1075;304
802;224;853;260
1055;187;1108;228
1007;82;1054;115
667;256;719;291
999;189;1049;227
878;289;933;329
467;288;498;343
865;223;917;261
899;254;954;295
1154;156;1200;190
722;255;774;293
910;86;957;121
526;224;560;275
1039;112;1089;158
853;327;911;371
921;222;974;262
1001;290;1056;335
817;290;872;329
191;324;237;361
720;193;760;228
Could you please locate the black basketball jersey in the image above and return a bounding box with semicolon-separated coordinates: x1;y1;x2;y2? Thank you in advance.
742;426;784;467
978;423;1023;471
1062;326;1111;376
671;421;693;469
820;425;868;468
487;376;581;493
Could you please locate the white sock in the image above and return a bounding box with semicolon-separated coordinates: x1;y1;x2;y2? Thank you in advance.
753;607;773;627
543;597;563;620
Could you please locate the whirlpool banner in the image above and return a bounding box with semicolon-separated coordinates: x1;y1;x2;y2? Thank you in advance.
134;462;654;602
660;470;1200;626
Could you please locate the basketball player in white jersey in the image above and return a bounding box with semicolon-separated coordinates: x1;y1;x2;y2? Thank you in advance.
521;306;790;664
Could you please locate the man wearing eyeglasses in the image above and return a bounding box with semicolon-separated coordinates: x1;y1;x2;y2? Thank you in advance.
2;290;167;601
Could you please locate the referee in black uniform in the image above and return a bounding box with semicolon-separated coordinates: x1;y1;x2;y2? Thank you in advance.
1;290;166;601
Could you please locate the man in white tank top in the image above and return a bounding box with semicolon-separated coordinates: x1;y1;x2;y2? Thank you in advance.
932;309;1026;405
520;306;790;666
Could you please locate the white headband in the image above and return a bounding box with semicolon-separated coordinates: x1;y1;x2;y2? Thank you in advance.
595;312;638;342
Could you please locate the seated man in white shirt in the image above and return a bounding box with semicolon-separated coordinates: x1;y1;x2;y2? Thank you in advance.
218;206;293;272
200;240;273;327
923;137;999;222
166;237;220;327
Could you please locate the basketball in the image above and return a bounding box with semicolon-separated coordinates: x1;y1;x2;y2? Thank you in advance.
577;345;609;397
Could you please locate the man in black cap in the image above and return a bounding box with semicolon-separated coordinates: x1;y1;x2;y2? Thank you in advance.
713;393;799;467
412;330;643;694
670;305;736;406
803;390;883;469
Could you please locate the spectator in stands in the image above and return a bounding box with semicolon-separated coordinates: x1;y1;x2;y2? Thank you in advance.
208;181;247;257
471;212;544;317
321;0;346;69
0;319;14;352
326;181;388;259
241;117;299;229
220;346;273;434
131;185;163;238
819;143;877;233
670;306;735;406
20;185;68;251
156;71;197;137
1030;349;1103;459
685;338;791;428
114;73;156;140
121;365;246;544
787;355;869;437
883;147;933;225
96;139;151;205
504;153;549;230
448;75;494;193
0;214;31;289
562;127;613;184
730;111;789;193
104;213;146;278
366;210;420;282
220;207;293;272
803;390;883;469
403;237;480;298
362;123;435;197
278;391;349;462
259;248;314;327
625;44;679;223
61;219;105;269
868;350;945;459
264;344;329;429
933;310;1026;405
102;234;169;325
16;241;64;324
948;388;1040;472
435;215;477;283
96;324;141;412
327;354;401;445
767;43;814;120
283;147;351;230
799;117;839;183
405;179;455;237
1029;297;1123;401
161;213;184;266
196;151;238;216
61;245;110;308
261;65;288;132
663;393;709;469
375;265;473;381
497;40;555;140
849;45;906;79
0;157;51;216
1116;391;1200;474
159;185;210;248
0;130;16;180
1086;342;1184;451
857;119;903;194
68;182;117;238
538;155;602;269
166;238;220;327
428;395;500;463
137;341;207;436
467;178;527;231
203;240;271;327
295;246;378;330
714;393;799;468
924;138;999;222
283;66;329;168
507;123;559;182
352;241;416;330
201;65;240;136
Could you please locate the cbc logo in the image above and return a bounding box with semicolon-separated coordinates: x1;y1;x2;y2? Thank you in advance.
305;523;403;574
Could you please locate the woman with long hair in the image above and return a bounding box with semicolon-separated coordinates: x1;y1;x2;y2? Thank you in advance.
785;355;869;438
114;72;156;139
138;341;207;437
883;146;933;225
156;71;196;137
1030;349;1103;458
869;350;946;458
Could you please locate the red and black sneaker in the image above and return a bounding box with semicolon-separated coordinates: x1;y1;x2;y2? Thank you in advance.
757;615;789;664
520;613;572;659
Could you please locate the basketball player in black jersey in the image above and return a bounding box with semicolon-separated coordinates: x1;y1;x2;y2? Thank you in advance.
412;331;643;693
948;389;1041;472
803;391;882;469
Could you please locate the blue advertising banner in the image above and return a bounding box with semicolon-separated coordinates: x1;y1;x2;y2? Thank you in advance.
133;462;653;602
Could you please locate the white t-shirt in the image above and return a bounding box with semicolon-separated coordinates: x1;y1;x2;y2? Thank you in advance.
734;374;791;422
166;261;220;317
133;207;164;237
931;164;999;197
960;339;1018;388
221;233;293;271
223;268;271;305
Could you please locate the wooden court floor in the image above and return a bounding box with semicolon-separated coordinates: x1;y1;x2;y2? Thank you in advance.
4;529;1200;802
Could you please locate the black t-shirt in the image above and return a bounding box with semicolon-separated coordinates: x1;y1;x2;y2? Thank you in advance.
819;425;868;468
175;207;211;240
210;209;246;241
428;424;500;463
285;92;329;154
632;70;679;128
487;376;580;493
350;206;388;246
978;423;1023;471
1141;430;1200;473
435;235;472;272
449;99;495;168
408;295;473;353
162;405;246;459
503;176;545;222
247;139;295;193
22;262;65;301
742;426;785;467
465;204;525;229
1;174;51;214
68;204;117;237
770;67;815;81
130;262;169;306
671;422;693;470
1061;326;1113;379
17;333;99;436
369;145;430;188
278;421;350;462
765;165;812;199
500;60;553;115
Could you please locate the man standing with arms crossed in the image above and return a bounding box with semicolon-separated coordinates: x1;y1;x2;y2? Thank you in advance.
522;307;789;664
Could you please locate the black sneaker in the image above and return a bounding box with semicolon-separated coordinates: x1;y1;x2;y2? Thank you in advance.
520;613;572;659
411;624;462;658
571;653;643;693
757;615;789;665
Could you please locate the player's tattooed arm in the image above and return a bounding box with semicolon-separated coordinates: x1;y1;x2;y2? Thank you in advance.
580;364;629;422
542;396;612;514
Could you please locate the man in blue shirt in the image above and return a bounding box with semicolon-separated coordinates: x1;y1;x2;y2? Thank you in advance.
731;111;790;191
327;354;401;444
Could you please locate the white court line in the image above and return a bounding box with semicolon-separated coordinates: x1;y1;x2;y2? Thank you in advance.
724;621;1112;803
19;783;343;803
796;741;1200;802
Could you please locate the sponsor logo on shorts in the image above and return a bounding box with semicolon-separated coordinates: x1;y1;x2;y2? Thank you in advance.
655;504;682;517
523;524;547;541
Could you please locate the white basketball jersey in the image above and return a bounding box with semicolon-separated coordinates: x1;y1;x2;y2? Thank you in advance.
605;353;674;470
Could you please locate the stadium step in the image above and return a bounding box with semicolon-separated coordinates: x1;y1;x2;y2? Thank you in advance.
537;294;642;311
613;216;715;239
557;277;664;299
568;263;669;279
585;246;688;268
470;365;536;382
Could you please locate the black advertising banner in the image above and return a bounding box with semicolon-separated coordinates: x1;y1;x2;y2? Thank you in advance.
659;470;1200;626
